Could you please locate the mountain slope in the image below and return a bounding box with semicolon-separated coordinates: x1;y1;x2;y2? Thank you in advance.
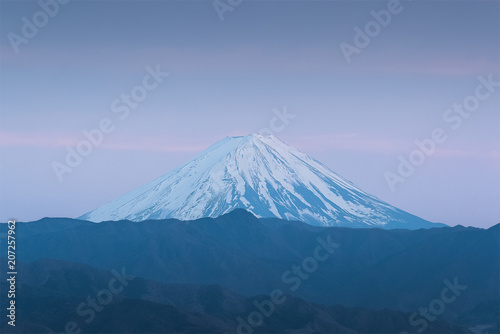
7;211;499;330
0;258;475;334
79;134;442;228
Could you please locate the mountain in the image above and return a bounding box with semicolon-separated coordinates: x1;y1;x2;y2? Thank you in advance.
5;211;498;332
79;134;443;229
0;258;472;334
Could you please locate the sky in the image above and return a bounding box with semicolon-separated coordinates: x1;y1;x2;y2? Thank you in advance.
0;0;499;228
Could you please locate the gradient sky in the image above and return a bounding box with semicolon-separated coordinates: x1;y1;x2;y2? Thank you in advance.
0;0;499;228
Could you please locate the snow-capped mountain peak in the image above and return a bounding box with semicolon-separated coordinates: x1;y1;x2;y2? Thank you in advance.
79;134;443;229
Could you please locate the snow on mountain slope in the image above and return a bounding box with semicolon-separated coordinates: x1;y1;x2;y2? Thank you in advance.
79;134;444;229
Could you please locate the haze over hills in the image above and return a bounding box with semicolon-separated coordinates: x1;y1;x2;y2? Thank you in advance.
2;211;498;333
0;257;474;334
80;134;444;229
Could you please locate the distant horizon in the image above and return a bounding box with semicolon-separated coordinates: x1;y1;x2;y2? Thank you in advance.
3;132;498;229
12;208;500;231
1;1;499;228
2;129;499;229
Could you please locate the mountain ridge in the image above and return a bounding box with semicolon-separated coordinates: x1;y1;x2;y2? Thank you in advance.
79;134;445;229
0;257;474;334
2;212;497;332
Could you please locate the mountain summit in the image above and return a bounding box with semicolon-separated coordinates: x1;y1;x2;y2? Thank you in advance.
80;134;443;229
